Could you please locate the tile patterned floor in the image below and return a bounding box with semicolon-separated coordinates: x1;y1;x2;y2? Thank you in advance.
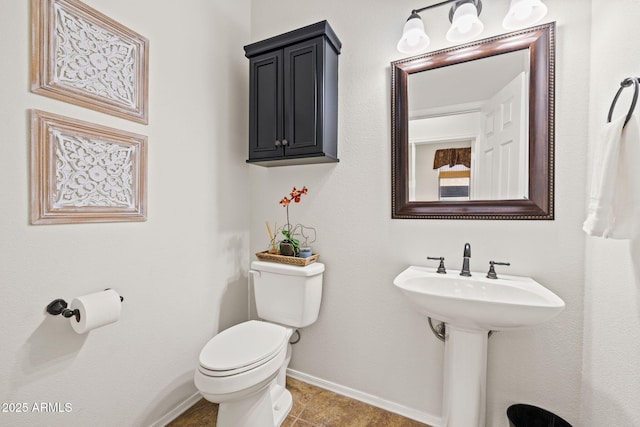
168;377;431;427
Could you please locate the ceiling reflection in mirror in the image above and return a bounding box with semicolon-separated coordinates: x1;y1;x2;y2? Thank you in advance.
408;49;530;202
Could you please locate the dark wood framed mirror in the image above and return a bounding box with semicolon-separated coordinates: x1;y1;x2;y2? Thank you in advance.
391;22;555;219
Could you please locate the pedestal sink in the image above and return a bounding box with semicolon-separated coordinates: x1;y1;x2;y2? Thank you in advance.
393;266;565;427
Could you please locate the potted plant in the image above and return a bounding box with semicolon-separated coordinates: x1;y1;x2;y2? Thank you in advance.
261;185;318;263
278;186;307;256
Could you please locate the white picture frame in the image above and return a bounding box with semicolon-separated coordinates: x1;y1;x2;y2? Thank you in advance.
31;110;148;224
31;0;149;124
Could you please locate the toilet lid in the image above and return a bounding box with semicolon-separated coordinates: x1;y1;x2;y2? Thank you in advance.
199;321;288;373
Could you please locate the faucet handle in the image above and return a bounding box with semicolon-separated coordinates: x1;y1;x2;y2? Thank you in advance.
427;257;447;274
487;261;510;279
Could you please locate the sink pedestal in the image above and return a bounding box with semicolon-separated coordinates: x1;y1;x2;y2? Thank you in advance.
442;326;488;427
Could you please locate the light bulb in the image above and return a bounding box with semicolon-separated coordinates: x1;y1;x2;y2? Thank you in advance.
397;14;430;54
457;17;474;34
446;3;484;43
406;31;421;46
514;4;533;20
503;0;548;30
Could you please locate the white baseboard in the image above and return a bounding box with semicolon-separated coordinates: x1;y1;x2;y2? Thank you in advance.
287;368;442;427
150;391;202;427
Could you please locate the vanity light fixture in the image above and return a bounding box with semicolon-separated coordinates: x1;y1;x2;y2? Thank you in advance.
397;0;547;54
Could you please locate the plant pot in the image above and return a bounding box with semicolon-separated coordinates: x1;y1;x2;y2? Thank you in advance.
279;242;295;256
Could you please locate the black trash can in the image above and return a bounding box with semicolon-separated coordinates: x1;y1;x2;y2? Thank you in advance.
507;404;572;427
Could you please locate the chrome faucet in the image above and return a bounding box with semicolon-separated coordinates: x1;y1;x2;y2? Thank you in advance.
460;243;472;276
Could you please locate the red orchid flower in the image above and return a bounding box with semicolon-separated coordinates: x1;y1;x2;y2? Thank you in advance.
279;197;291;207
280;186;308;206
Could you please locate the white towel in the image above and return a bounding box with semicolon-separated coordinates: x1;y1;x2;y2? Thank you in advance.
583;113;640;239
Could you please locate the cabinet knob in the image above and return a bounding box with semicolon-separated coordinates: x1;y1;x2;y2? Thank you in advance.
275;140;282;147
282;139;289;146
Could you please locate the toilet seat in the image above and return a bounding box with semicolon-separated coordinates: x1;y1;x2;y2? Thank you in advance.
198;321;289;377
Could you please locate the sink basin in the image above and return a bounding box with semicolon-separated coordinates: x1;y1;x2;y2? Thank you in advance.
393;266;565;331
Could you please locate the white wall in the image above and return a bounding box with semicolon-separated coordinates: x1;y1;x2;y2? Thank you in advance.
249;0;589;425
581;0;640;425
11;1;640;426
0;1;250;426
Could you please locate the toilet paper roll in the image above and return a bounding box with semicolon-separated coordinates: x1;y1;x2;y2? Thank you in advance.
69;289;122;334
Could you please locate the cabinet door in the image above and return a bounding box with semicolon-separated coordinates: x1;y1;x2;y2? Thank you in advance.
249;50;284;160
283;37;323;157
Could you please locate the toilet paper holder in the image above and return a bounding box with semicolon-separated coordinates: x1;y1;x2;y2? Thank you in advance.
46;291;124;322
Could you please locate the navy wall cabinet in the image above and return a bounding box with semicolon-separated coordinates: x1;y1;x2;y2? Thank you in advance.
244;21;341;166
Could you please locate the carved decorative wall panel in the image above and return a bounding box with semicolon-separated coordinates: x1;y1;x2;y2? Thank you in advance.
31;0;149;123
31;110;147;224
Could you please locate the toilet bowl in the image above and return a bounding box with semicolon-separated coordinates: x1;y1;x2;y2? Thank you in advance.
194;261;324;427
194;320;294;427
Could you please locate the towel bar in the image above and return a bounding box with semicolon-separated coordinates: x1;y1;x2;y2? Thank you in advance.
608;77;639;127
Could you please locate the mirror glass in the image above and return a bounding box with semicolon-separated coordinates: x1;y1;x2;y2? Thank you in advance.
391;23;555;219
408;49;529;201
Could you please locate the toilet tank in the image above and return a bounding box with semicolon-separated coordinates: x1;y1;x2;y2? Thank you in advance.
250;261;324;328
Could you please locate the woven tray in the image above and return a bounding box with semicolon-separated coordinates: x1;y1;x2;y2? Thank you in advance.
255;251;319;266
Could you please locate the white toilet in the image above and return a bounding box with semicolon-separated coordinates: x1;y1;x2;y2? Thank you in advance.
194;260;324;427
